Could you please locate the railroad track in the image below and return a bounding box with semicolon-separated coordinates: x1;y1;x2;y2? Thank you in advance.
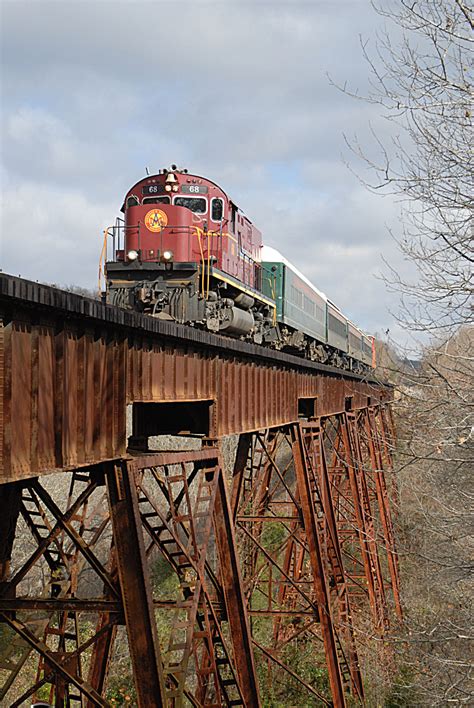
0;273;383;385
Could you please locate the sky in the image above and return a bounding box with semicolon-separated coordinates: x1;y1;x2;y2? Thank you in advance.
0;0;415;344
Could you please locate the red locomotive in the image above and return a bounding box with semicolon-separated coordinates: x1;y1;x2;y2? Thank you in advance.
105;165;276;343
105;166;375;371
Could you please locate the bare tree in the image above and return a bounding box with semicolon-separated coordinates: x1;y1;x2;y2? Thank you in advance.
341;0;473;334
46;282;100;299
389;326;473;706
338;2;474;704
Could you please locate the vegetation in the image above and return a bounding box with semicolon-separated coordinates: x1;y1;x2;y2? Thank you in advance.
345;1;473;704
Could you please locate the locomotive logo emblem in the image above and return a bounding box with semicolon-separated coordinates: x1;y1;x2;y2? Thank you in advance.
144;209;168;232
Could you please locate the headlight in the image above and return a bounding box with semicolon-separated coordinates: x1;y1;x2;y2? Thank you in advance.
127;249;139;261
162;250;173;261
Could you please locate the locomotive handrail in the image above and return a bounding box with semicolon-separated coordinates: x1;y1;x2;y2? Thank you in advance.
99;225;114;295
105;221;259;261
103;219;268;304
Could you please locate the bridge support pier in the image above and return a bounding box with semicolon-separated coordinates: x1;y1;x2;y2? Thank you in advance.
0;404;400;707
106;460;166;707
231;421;363;706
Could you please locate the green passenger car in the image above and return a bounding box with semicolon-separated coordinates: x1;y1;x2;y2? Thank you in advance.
261;257;327;345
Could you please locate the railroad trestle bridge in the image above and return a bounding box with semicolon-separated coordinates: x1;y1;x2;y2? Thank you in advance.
0;275;401;707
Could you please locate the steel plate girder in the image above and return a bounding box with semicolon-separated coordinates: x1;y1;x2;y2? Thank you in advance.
0;279;391;484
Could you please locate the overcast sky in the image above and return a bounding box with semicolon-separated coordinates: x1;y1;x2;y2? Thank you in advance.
1;0;415;344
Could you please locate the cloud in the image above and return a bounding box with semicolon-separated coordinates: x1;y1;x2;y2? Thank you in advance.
1;0;411;343
4;107;106;183
1;182;115;289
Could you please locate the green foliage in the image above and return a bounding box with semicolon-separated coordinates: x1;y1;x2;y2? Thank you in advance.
31;683;53;702
261;521;286;554
151;553;179;595
106;675;137;706
0;625;14;653
256;641;331;707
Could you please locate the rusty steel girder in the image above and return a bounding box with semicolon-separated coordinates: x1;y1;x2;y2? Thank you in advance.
229;410;401;706
0;275;391;483
231;424;360;707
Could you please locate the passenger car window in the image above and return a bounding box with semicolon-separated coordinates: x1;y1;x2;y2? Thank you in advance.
329;314;347;338
173;197;207;214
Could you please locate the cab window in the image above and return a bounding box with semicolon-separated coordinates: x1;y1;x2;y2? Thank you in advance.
143;196;170;205
211;198;224;222
173;196;207;214
126;195;139;208
230;203;237;232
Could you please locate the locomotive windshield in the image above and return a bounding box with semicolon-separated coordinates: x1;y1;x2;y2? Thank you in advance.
143;196;170;205
173;196;207;214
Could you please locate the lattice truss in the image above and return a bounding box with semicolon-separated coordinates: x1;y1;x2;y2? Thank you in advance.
0;468;115;707
0;404;400;707
231;406;401;707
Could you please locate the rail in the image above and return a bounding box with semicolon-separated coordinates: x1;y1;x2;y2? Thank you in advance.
0;273;385;385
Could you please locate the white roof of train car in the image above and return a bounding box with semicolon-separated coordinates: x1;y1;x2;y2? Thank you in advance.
261;245;327;303
261;245;372;340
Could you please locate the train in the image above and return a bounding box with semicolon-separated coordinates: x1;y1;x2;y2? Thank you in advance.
104;166;375;373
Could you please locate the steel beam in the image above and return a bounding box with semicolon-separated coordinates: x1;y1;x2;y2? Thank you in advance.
363;408;402;619
300;421;364;700
0;274;392;483
0;613;109;707
213;467;261;707
291;424;346;707
232;425;355;707
106;460;166;707
338;412;388;631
